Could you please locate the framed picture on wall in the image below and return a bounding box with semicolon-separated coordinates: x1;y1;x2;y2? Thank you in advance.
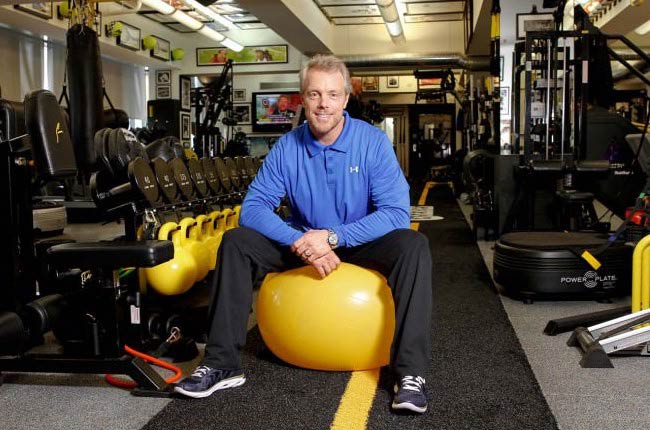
180;76;191;111
156;70;171;86
196;45;288;66
156;85;171;99
233;89;246;102
151;36;171;61
500;87;510;116
14;3;53;20
233;104;251;125
516;12;554;40
387;76;399;88
116;21;141;50
180;112;191;140
361;76;379;92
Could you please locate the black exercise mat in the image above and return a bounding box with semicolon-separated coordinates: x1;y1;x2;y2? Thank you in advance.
363;187;558;430
143;327;351;430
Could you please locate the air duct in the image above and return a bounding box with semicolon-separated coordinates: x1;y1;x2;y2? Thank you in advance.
341;53;491;72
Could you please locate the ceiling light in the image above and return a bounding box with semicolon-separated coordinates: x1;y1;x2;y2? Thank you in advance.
635;19;650;35
140;0;243;51
375;0;404;43
179;0;238;30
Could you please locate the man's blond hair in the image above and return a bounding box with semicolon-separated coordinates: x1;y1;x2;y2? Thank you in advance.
299;54;352;94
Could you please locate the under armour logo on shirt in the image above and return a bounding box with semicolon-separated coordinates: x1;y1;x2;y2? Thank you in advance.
350;166;359;173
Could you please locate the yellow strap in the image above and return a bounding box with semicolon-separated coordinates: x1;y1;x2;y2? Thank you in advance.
581;250;602;271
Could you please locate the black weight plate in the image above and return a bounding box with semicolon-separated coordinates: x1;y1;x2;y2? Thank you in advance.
94;128;113;174
128;157;160;206
187;158;209;197
169;158;195;200
151;157;179;204
223;157;241;190
108;128;123;176
89;169;112;211
201;157;221;194
114;128;134;173
244;156;257;181
102;127;115;176
214;157;231;192
145;137;175;162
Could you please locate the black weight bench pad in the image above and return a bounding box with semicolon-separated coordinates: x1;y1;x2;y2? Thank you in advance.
47;240;173;269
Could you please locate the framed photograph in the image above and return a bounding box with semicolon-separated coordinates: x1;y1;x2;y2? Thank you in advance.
500;87;510;116
180;76;192;111
156;85;171;99
196;44;288;66
115;21;141;51
387;76;399;89
155;70;171;86
150;36;171;61
14;3;53;20
516;12;554;40
233;89;246;102
361;76;379;92
500;56;504;81
180;112;191;140
233;104;251;125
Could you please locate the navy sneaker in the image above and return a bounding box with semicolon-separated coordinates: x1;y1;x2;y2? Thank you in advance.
174;365;246;398
392;375;427;413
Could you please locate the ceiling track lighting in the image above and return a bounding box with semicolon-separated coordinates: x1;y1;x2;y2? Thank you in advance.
375;0;405;44
141;0;243;51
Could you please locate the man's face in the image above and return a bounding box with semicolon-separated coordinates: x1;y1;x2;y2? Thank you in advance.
301;69;350;144
277;96;289;111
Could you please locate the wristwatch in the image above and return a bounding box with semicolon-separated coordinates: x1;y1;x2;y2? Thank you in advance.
327;229;339;249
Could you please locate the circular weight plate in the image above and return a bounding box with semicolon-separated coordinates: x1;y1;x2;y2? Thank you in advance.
201;158;221;194
223;157;241;189
128;157;160;206
169;158;195;200
234;156;250;186
115;128;134;173
214;157;232;192
187;158;209;197
152;158;179;204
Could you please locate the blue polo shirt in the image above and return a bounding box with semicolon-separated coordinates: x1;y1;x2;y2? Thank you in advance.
239;112;410;247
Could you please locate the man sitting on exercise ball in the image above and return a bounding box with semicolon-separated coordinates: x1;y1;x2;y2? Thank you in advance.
174;54;433;414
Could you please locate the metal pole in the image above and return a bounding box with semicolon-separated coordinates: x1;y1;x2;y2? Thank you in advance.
545;39;552;159
561;38;567;159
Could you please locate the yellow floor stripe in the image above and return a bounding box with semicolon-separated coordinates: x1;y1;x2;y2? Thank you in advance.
329;182;431;430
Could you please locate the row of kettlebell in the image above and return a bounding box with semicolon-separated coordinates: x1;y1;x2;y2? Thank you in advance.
143;206;241;295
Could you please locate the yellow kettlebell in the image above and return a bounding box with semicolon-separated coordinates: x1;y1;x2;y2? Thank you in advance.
194;214;219;271
209;210;226;254
179;217;211;281
144;221;198;295
224;207;237;231
232;205;241;228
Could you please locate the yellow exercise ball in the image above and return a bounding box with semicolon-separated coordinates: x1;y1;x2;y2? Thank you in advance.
257;263;395;371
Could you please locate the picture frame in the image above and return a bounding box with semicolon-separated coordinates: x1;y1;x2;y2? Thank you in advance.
155;70;171;86
156;85;171;99
500;87;510;116
150;36;171;61
516;12;555;40
386;76;399;89
115;21;141;51
196;45;288;66
180;76;192;111
14;3;53;20
233;104;251;125
180;112;191;140
233;89;246;102
361;76;379;93
500;56;504;81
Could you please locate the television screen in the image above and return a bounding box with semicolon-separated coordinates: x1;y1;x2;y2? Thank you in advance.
252;92;302;133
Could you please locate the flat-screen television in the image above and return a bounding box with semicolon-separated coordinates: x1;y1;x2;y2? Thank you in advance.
252;91;302;133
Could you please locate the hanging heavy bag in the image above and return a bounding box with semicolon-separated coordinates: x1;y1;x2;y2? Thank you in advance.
66;24;104;174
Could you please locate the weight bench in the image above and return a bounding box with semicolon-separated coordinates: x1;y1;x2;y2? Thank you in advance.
0;90;176;396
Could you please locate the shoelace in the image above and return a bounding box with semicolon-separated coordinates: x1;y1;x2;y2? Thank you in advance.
191;365;214;378
401;375;426;392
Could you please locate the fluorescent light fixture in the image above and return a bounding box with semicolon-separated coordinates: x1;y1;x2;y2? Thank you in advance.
375;0;404;43
635;19;650;35
140;0;244;51
179;0;238;30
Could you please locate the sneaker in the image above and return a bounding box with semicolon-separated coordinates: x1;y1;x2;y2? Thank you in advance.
174;365;246;398
392;375;427;413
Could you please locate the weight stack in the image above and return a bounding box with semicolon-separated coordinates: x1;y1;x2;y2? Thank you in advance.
494;231;632;302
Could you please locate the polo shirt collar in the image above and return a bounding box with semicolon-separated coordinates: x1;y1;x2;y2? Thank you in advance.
304;111;352;157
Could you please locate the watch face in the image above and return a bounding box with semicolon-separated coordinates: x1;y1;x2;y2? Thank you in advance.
328;231;338;247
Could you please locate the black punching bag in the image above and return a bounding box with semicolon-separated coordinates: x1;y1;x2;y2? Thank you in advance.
66;24;104;173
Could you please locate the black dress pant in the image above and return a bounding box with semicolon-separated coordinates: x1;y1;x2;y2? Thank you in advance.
203;227;433;378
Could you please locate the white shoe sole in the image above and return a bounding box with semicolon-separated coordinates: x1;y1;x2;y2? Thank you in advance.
174;375;246;398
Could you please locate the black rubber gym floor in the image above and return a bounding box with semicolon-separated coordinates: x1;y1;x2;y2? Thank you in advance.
143;187;558;430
